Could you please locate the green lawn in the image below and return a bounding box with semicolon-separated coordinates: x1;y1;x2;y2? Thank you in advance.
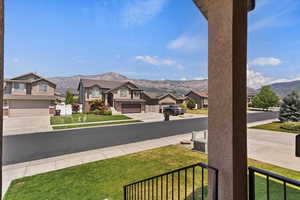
50;114;131;125
52;120;143;130
251;122;300;134
186;108;208;115
4;145;300;200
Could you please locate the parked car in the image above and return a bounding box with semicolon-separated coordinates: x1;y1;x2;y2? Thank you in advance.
163;105;185;116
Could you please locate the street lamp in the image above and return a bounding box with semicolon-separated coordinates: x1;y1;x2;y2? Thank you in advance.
193;0;255;20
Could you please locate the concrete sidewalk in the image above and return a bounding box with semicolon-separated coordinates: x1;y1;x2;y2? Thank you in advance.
3;119;299;197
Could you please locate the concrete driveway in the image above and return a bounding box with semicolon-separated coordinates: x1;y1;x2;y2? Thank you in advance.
4;116;52;136
125;112;206;122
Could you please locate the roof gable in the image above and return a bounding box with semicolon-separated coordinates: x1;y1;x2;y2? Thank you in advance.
32;78;56;88
11;73;42;81
186;90;208;98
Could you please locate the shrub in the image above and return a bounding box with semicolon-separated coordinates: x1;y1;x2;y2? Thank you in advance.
103;110;112;116
280;122;300;132
179;104;187;109
72;103;80;113
279;91;300;122
187;100;196;110
89;100;107;112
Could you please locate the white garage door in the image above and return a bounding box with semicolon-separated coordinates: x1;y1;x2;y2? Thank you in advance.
9;100;50;117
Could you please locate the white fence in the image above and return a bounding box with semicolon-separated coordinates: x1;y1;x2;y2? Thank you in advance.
55;103;82;116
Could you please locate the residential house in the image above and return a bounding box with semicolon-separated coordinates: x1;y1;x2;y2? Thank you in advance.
185;90;208;109
78;79;145;113
247;88;257;104
142;92;187;112
4;73;57;117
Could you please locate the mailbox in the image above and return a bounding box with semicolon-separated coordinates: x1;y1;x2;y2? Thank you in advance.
193;0;255;20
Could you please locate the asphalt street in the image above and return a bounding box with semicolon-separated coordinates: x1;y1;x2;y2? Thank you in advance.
3;111;278;165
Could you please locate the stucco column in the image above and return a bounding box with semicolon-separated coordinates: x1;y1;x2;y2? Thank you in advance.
208;0;248;200
0;0;4;197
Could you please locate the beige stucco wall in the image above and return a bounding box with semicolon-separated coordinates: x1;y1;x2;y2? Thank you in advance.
31;81;55;96
114;87;130;99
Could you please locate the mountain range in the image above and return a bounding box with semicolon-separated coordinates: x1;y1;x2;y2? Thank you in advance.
48;72;208;95
268;80;300;97
48;72;298;97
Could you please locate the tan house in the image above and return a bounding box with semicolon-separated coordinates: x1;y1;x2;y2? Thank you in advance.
78;79;145;113
185;90;208;109
142;92;187;112
4;73;57;117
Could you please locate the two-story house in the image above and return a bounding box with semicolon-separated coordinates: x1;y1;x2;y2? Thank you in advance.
4;73;57;117
78;79;145;113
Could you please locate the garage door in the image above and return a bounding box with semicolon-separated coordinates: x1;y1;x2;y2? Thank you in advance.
121;104;141;113
9;100;50;117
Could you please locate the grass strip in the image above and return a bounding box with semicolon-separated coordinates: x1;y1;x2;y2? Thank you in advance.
52;120;143;130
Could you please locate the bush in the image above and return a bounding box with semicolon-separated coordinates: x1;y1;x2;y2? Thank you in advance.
280;122;300;131
279;91;300;122
179;104;187;109
89;100;107;112
187;100;196;110
72;103;80;113
103;110;112;116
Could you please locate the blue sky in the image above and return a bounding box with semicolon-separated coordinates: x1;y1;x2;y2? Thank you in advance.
4;0;300;88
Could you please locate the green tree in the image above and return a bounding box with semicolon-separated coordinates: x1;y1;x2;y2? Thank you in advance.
252;86;279;111
65;91;75;105
187;99;196;110
279;91;300;122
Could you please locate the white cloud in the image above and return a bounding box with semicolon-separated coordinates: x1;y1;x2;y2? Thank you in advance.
247;69;272;89
247;68;300;89
167;35;207;53
136;56;160;65
135;56;184;70
193;77;207;81
180;77;187;81
249;57;281;67
122;0;168;26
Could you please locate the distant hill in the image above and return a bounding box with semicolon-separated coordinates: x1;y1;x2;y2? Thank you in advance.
48;72;208;95
268;80;300;97
48;72;256;96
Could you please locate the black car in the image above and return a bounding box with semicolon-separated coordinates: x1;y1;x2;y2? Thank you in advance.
163;105;185;116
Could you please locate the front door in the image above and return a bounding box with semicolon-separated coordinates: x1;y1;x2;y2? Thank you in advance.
107;93;113;107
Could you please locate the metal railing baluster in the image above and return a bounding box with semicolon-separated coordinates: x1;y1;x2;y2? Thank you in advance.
123;163;219;200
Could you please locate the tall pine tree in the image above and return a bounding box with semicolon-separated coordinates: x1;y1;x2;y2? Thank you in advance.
279;91;300;122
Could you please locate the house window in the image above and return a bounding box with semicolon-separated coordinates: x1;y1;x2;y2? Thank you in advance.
13;83;25;91
120;88;127;97
3;100;8;107
134;91;140;97
39;83;48;92
91;87;100;98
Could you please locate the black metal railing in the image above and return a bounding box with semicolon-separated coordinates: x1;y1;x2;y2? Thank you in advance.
249;166;300;200
124;163;218;200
